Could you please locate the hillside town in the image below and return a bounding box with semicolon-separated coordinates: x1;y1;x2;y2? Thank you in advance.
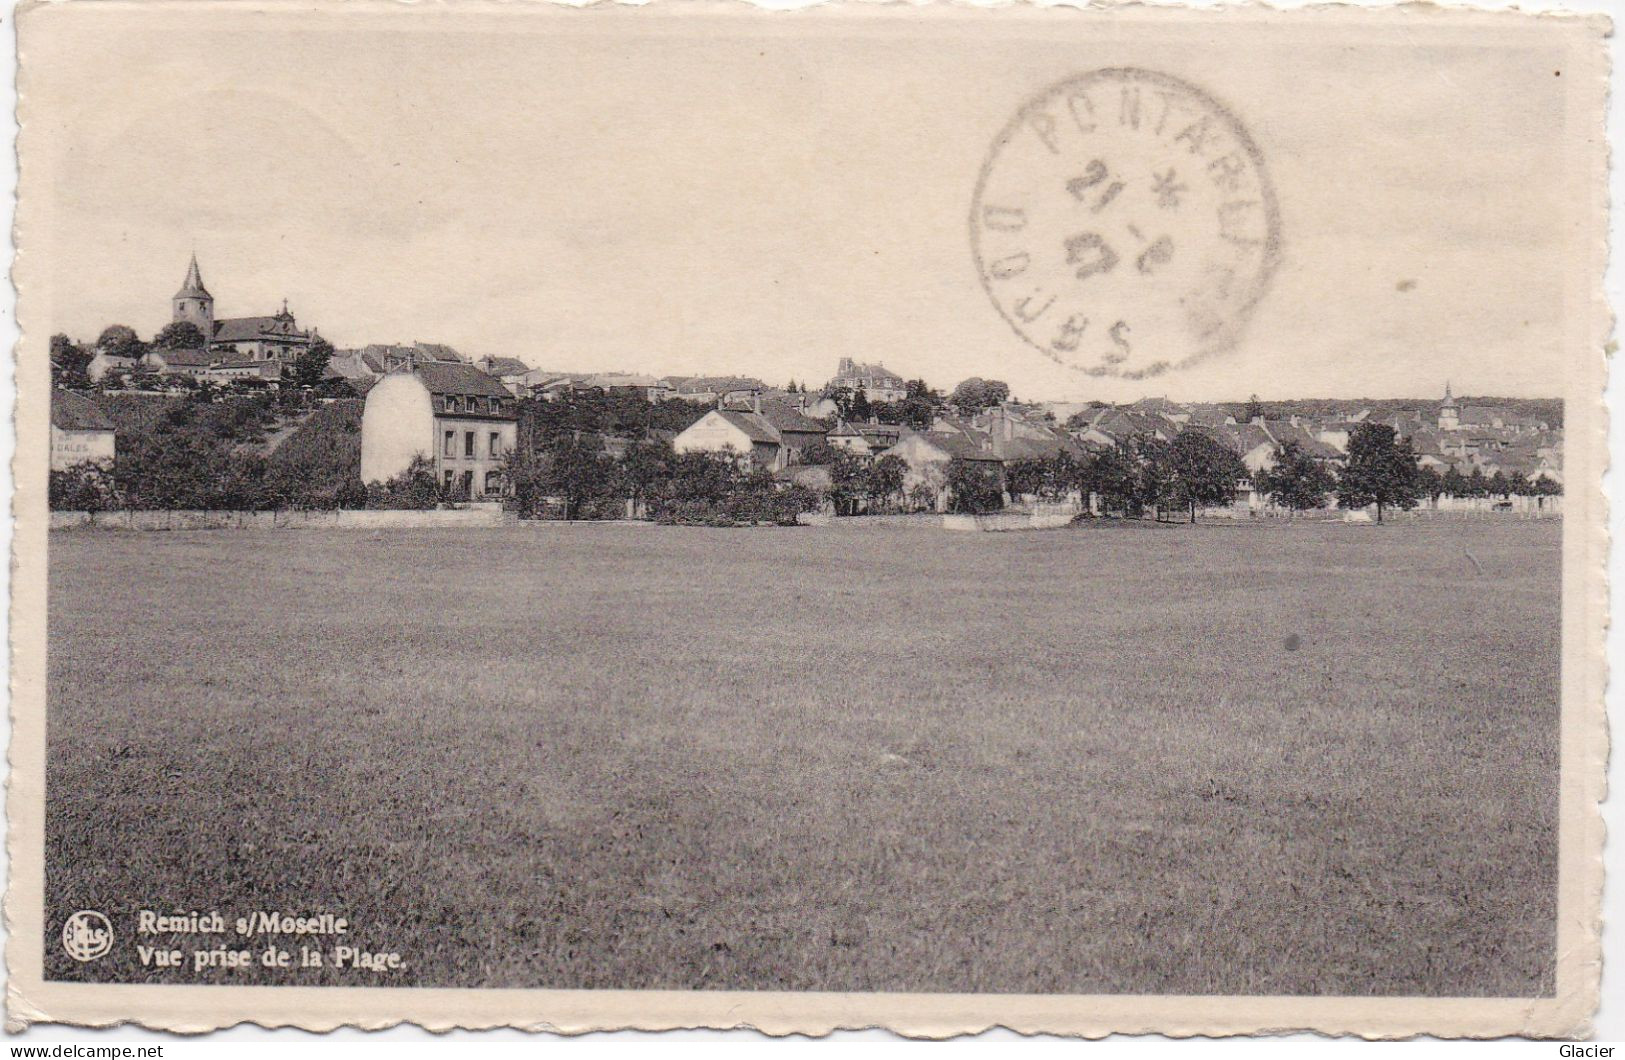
48;256;1564;522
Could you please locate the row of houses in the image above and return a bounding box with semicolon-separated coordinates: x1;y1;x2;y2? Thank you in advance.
667;385;1564;513
330;346;911;411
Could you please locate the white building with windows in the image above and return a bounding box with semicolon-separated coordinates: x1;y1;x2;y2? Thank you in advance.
360;361;518;498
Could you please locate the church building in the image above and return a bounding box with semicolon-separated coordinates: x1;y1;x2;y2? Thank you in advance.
172;255;319;368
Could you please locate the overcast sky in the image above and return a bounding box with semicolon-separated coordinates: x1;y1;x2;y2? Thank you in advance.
21;4;1584;402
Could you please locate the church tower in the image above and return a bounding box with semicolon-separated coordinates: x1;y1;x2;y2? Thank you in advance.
172;254;214;341
1438;381;1460;432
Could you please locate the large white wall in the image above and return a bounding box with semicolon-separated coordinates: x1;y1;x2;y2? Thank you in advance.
360;373;436;484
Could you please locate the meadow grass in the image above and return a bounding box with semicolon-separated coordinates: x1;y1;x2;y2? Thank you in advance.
44;518;1559;995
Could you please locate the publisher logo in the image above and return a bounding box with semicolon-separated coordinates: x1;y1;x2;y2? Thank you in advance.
62;910;113;962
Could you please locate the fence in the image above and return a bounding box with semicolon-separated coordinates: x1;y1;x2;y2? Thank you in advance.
1199;493;1562;521
50;508;514;531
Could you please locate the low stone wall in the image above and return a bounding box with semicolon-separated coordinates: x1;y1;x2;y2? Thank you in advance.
50;508;513;531
943;508;1079;532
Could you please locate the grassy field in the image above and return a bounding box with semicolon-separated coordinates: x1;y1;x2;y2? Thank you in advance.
44;518;1560;995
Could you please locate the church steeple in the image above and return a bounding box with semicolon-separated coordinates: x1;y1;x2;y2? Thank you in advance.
175;254;210;300
172;253;214;339
1439;380;1460;431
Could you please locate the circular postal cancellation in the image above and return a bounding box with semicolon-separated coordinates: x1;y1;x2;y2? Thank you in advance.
971;68;1281;380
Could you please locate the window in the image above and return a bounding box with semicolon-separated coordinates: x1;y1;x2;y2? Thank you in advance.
443;470;454;489
461;470;474;496
464;431;475;458
445;396;460;413
489;432;501;458
444;430;455;457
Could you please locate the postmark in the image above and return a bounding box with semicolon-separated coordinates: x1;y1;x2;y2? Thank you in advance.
971;68;1281;379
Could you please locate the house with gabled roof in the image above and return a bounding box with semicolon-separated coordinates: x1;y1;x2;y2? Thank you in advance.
145;347;281;384
1128;396;1191;423
51;390;116;470
827;421;870;455
360;361;518;498
878;424;1004;511
672;399;829;471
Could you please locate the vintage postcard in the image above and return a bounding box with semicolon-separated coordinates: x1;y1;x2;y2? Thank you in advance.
6;0;1610;1039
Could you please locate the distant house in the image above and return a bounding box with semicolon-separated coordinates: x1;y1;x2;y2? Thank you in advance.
144;348;280;383
664;375;769;404
474;356;534;396
1259;420;1343;464
1183;405;1237;429
1069;407;1178;448
326;349;386;387
828;358;907;404
1127;396;1191;424
672;402;829;472
674;409;787;470
582;372;673;403
86;349;143;382
827;421;870;454
880;426;1003;511
856;422;904;452
144;348;215;378
353;343;469;371
359;361;518;498
50;390;115;470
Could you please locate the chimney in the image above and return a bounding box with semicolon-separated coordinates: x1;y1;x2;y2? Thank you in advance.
752;390;761;414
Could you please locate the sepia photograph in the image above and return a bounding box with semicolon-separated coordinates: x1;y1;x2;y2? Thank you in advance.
6;0;1609;1038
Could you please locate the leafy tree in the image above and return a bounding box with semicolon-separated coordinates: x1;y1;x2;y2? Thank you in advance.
1256;441;1335;513
1417;465;1445;503
896;379;944;430
849;389;873;423
366;455;446;510
866;454;906;511
1082;443;1141;516
828;450;870;515
798;440;840;466
1243;393;1266;424
1167;428;1247;522
949;377;1010;414
1004;458;1049;500
617;440;674;516
153;320;207;350
822;384;855;419
96;324;147;361
671;451;743;501
946;457;1003;514
1127;434;1178;519
292;337;335;389
49;462;120;512
541;437;616;520
1441;465;1469;498
1336;422;1422;522
50;334;93;387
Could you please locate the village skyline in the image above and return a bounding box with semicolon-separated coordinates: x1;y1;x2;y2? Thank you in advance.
32;8;1574;406
52;251;1568;410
